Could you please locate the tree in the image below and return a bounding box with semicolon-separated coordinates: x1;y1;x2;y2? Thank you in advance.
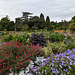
22;12;33;20
72;16;75;22
0;16;10;31
40;13;45;21
29;16;40;29
61;20;69;31
21;12;33;25
69;23;75;31
39;13;45;29
45;16;51;30
50;21;58;29
22;24;29;31
69;19;75;31
46;16;50;23
15;18;22;31
9;21;15;31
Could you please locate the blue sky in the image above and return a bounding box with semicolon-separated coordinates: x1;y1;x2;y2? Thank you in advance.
0;0;75;22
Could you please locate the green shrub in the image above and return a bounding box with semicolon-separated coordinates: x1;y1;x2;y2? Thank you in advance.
3;34;13;42
3;33;31;45
49;32;65;42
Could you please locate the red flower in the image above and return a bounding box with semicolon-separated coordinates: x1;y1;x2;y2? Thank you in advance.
17;62;19;65
0;64;1;66
0;59;3;62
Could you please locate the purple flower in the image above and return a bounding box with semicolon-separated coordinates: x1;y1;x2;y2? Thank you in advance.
52;62;54;66
36;72;37;74
46;57;50;60
63;69;66;71
59;65;62;68
45;70;47;74
32;67;39;71
42;62;45;67
67;49;70;52
70;54;73;58
68;66;71;69
66;60;68;63
70;62;72;65
52;70;56;73
51;67;53;70
64;64;66;66
73;49;75;52
39;72;40;74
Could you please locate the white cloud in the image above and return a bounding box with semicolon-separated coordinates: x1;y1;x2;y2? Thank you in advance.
0;0;75;22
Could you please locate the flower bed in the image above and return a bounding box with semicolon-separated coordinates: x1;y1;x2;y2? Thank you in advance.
0;40;42;75
0;31;75;75
31;49;75;75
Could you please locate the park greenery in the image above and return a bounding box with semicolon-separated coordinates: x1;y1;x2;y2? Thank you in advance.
0;12;75;32
0;12;75;75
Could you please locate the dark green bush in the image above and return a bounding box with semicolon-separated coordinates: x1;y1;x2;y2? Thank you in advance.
30;32;47;47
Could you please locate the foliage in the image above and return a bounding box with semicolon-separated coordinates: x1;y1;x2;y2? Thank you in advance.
0;40;42;75
49;41;75;55
0;31;8;36
69;22;75;31
41;41;54;57
18;24;29;31
2;33;31;45
65;42;75;50
0;17;10;31
49;42;67;54
45;16;51;30
31;49;75;75
30;32;47;47
22;24;29;31
40;13;45;22
1;12;75;31
49;32;65;42
69;17;75;31
31;26;38;30
4;29;7;31
3;34;13;42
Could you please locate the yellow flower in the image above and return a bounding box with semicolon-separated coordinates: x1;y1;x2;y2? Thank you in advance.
13;35;15;38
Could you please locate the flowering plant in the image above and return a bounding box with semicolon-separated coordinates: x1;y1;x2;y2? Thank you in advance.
31;49;75;75
0;40;42;75
2;33;31;45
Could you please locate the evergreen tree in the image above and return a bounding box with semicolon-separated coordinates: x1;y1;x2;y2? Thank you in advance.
45;16;52;30
46;16;50;23
39;13;45;29
40;13;45;21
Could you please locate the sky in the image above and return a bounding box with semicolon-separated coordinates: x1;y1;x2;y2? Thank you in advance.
0;0;75;22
